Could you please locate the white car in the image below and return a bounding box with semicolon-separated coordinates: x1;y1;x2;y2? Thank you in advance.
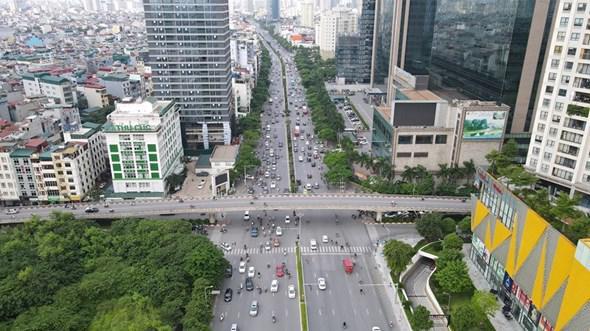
298;155;304;162
270;181;276;189
265;241;271;251
288;285;296;299
244;211;250;221
220;242;232;252
231;324;238;331
276;226;283;236
322;235;329;243
372;328;382;331
248;266;256;278
239;261;247;273
271;279;279;293
318;277;327;290
285;215;290;224
5;208;18;215
249;300;259;317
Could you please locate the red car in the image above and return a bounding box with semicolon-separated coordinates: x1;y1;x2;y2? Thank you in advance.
275;264;285;277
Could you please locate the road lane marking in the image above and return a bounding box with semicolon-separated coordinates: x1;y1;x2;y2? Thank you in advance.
332;309;336;316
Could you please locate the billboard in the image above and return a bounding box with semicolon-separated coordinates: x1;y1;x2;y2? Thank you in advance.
463;111;506;139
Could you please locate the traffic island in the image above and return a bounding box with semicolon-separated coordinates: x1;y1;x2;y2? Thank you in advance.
295;243;309;331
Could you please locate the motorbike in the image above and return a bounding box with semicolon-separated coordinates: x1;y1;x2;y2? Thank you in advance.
272;314;276;323
220;313;224;321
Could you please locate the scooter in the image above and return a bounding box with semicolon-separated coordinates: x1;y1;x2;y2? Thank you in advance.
220;313;224;321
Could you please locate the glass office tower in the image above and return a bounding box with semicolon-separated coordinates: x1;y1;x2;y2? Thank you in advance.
143;0;233;154
371;0;395;87
358;0;376;83
398;0;436;75
428;0;556;133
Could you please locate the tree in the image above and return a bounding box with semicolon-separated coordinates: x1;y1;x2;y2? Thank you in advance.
451;303;482;331
457;216;472;235
462;159;476;183
471;291;499;317
182;278;213;330
440;217;457;235
436;248;464;270
383;240;415;279
434;260;473;294
442;233;463;251
498;165;537;189
411;305;434;331
564;217;590;243
89;293;172;331
416;213;444;242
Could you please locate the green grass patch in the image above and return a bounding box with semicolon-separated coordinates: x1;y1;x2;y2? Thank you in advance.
295;244;309;331
300;302;308;331
421;241;443;255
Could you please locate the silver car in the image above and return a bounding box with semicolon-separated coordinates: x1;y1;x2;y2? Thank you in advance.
249;300;259;317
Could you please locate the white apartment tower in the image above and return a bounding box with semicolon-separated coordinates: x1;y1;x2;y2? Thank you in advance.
300;0;314;27
317;7;358;59
526;0;590;205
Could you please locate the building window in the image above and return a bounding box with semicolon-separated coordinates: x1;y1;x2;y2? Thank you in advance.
541;163;550;173
537;123;546;132
396;152;411;158
539;111;549;120
398;135;413;144
561;75;571;84
548;72;557;82
529;158;538;167
561;130;584;143
577;3;587;11
532;147;540;155
574;18;584;27
414;152;428;158
565;61;574;70
557;31;566;41
549;127;559;136
571;32;581;41
545;86;554;94
551;59;560;68
435;135;447;144
542;98;551;108
543;152;553;160
555;102;564;112
564;2;572;10
555;156;577;169
560;17;569;27
552;115;562;123
415;135;433;144
558;89;567;97
552;167;574;180
547;139;556;147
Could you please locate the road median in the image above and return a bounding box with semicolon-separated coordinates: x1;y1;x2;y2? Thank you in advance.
295;243;309;331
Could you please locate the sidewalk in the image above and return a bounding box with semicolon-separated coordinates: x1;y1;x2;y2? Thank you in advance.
374;245;413;331
462;244;521;331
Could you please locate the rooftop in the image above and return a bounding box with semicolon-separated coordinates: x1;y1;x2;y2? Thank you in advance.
101;73;129;82
39;75;69;85
211;145;240;162
396;88;442;102
10;148;34;158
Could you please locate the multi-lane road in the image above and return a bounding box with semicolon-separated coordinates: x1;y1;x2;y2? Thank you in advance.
208;209;421;331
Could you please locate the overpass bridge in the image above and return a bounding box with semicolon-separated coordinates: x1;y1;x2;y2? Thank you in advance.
0;193;471;224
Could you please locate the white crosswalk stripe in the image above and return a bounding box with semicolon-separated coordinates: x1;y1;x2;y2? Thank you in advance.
223;245;372;256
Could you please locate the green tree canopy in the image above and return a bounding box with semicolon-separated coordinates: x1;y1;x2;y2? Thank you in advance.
89;293;172;331
442;233;464;251
383;240;415;279
410;305;434;331
434;260;473;295
416;213;444;242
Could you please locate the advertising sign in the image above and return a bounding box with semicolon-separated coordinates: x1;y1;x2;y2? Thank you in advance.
463;111;507;139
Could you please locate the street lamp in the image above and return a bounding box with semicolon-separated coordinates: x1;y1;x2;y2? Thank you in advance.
204;285;213;301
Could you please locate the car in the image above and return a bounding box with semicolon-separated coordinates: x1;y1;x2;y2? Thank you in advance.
271;279;279;293
225;266;233;278
318;277;327;290
5;208;18;215
247;187;255;194
270;181;276;189
384;211;397;218
311;162;316;167
248;266;255;278
322;234;328;243
371;328;382;331
285;215;290;223
307;173;312;179
314;182;320;189
275;264;285;277
275;226;282;236
249;300;259;317
231;324;238;331
288;285;296;299
224;288;233;302
305;183;312;191
250;226;259;237
264;171;270;178
298;155;303;162
85;207;99;213
310;239;318;250
265;241;271;251
239;261;247;273
244;211;250;221
220;242;232;252
245;277;254;291
272;238;280;247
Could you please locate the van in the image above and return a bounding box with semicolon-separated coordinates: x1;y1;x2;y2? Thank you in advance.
310;239;318;251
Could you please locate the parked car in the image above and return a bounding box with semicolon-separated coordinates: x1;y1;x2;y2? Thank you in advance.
224;288;233;302
239;261;247;273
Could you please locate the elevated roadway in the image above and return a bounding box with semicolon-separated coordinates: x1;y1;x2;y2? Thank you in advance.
1;194;470;224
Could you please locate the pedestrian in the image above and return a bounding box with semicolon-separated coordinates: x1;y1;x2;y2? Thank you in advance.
360;288;364;294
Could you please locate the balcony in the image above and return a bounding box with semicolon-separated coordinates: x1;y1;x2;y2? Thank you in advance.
566;104;590;117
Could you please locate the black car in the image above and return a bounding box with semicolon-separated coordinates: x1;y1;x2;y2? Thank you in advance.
85;207;99;213
311;162;316;167
225;266;233;278
224;288;233;302
245;277;254;291
247;187;255;194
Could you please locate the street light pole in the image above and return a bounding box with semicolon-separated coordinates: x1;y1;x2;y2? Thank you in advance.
204;285;213;301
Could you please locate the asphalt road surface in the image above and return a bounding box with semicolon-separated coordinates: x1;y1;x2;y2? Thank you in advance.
208;210;423;331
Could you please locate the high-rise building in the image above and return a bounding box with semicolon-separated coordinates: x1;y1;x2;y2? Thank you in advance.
357;0;376;83
525;0;590;208
143;0;233;154
335;33;363;83
270;0;280;20
395;0;437;76
428;0;557;135
370;0;398;89
300;0;314;27
317;7;358;59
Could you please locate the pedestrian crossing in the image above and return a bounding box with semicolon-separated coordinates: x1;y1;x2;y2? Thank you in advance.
222;245;372;256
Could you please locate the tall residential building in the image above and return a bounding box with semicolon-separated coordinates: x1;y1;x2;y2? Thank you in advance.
526;0;590;208
300;0;314;27
104;98;183;195
22;73;77;105
428;0;557;135
357;0;376;84
317;7;358;59
143;0;233;154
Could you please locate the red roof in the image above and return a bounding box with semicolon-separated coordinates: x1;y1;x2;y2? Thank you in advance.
25;138;47;149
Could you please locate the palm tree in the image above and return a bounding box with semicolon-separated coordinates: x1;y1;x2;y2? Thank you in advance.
438;163;451;183
401;166;416;183
462;159;476;183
